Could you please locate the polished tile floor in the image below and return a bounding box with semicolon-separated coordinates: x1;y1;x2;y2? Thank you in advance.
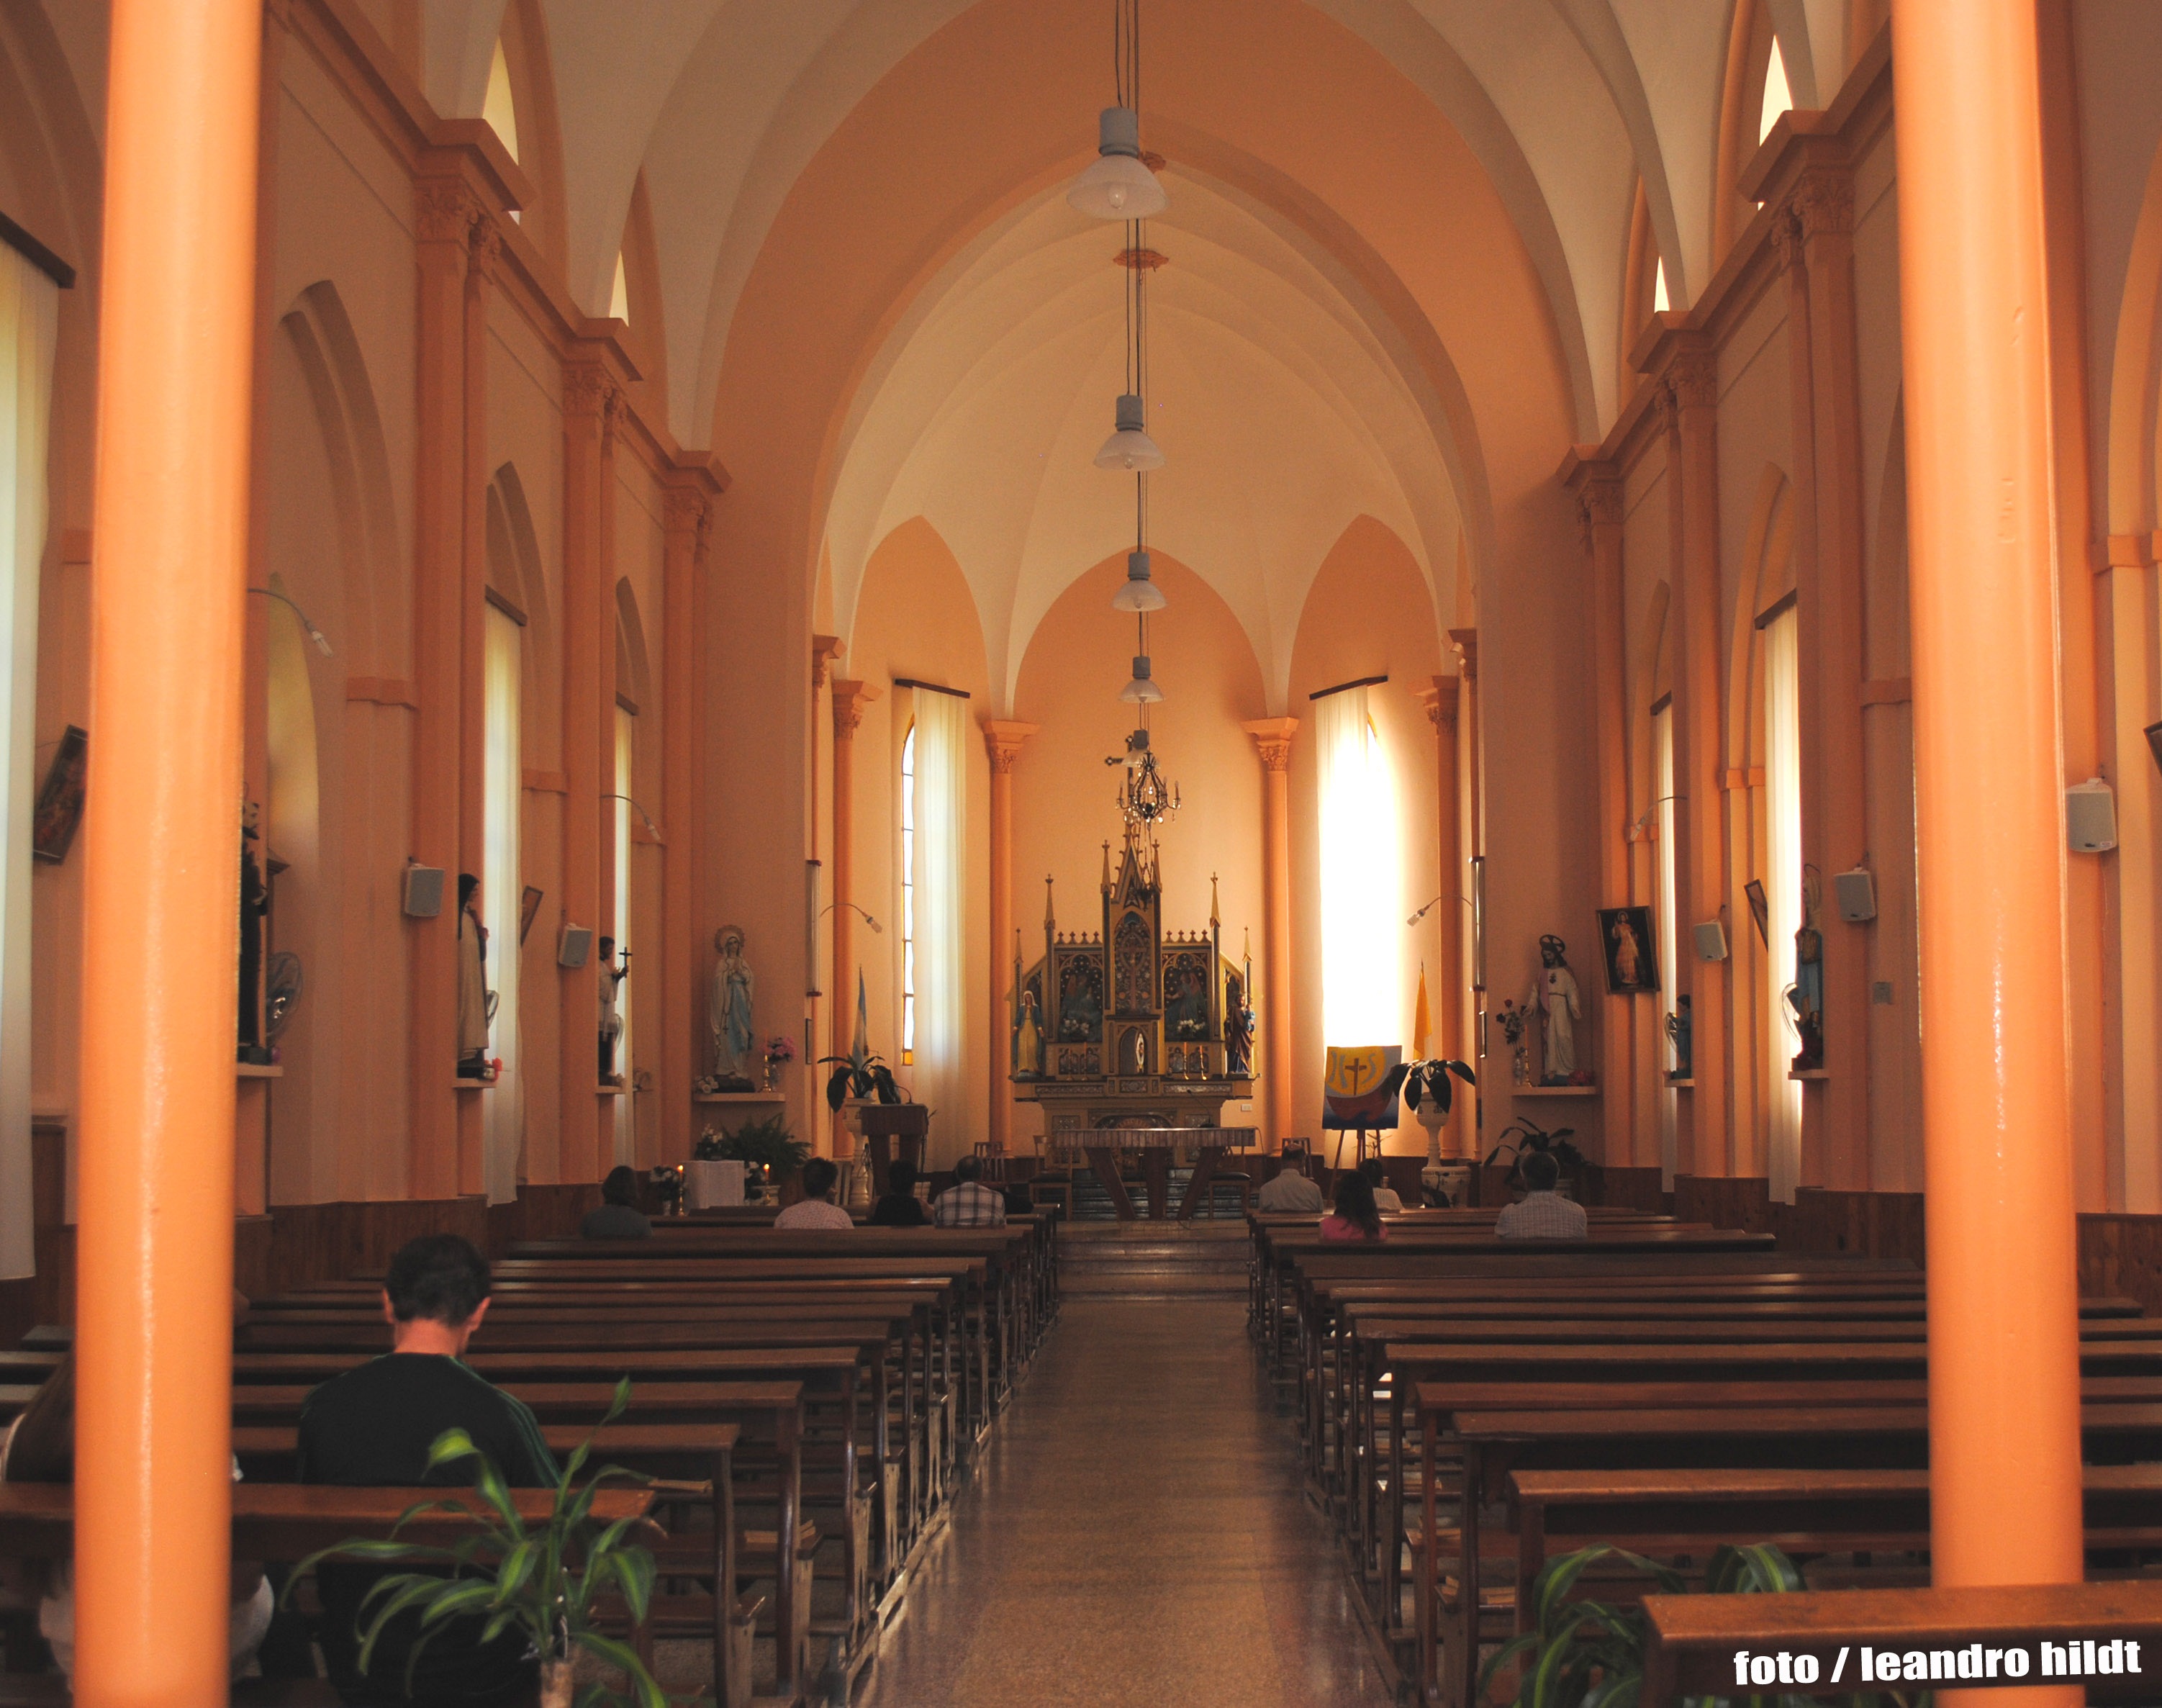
856;1297;1398;1708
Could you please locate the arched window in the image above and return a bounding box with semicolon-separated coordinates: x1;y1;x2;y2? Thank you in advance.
1620;179;1670;401
900;720;915;1064
613;702;636;1160
609;253;629;324
1652;697;1678;1180
1762;601;1804;1201
1760;36;1794;143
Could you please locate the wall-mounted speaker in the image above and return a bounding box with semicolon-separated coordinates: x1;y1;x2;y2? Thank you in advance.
402;864;444;918
2067;777;2118;854
1693;921;1728;962
1834;867;1878;923
558;925;593;969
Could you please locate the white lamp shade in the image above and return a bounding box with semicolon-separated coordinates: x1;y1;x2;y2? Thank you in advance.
1095;394;1164;471
1111;548;1167;612
1119;655;1164;703
1067;107;1168;220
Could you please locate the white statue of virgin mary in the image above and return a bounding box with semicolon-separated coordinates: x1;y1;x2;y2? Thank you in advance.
710;925;755;1082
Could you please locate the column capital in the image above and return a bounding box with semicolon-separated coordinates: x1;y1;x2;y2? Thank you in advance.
1415;674;1460;732
811;634;844;690
982;719;1041;774
416;176;482;245
1447;627;1480;682
1241;716;1298;772
1667;346;1718;411
661;485;710;543
468;209;504;274
562;361;617;420
832;678;880;737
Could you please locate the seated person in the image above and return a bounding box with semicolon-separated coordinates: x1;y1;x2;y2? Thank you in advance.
1494;1150;1589;1239
3;1327;275;1678
869;1158;931;1227
1254;1161;1324;1214
774;1157;856;1229
1359;1157;1404;1215
579;1165;652;1239
1318;1172;1388;1242
299;1234;557;1707
932;1155;1008;1227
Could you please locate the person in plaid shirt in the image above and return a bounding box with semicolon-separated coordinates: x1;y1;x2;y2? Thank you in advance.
932;1155;1008;1226
1493;1149;1588;1238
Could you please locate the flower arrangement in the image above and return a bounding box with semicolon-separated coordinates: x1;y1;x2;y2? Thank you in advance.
764;1034;796;1065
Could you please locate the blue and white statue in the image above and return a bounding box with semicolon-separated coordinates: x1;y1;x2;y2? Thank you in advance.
710;924;756;1085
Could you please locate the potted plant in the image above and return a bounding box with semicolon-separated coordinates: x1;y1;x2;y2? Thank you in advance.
287;1381;664;1708
697;1112;810;1182
1380;1058;1477;1206
818;1049;903;1109
1480;1541;1912;1708
1483;1113;1589;1198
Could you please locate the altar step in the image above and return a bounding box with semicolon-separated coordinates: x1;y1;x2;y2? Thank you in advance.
1060;1221;1248;1299
1065;1165;1253;1224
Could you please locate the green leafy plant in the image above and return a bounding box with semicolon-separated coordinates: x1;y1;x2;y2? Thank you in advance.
286;1379;662;1708
1480;1542;1930;1708
1482;1113;1590;1188
694;1112;810;1180
818;1050;903;1109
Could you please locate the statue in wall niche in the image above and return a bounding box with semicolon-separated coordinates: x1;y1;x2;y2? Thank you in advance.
1788;869;1825;1073
1223;972;1254;1078
598;935;627;1084
1525;935;1585;1083
708;925;756;1090
1666;994;1692;1080
238;803;270;1065
1013;985;1045;1079
457;873;492;1080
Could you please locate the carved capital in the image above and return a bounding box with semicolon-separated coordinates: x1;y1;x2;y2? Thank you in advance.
810;635;844;690
468;210;504;271
1791;167;1855;240
416;179;480;245
1668;348;1718;412
602;385;631;448
1241;717;1298;773
663;486;709;541
982;719;1041;775
1769;208;1806;275
832;679;880;738
1579;476;1624;538
1417;674;1460;732
562;363;614;420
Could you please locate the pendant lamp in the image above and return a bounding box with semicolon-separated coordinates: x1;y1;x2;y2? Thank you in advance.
1095;394;1164;471
1111;548;1167;613
1119;654;1164;703
1068;107;1168;220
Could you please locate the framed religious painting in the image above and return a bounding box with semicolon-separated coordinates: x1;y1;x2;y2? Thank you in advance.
1596;905;1658;995
32;725;88;863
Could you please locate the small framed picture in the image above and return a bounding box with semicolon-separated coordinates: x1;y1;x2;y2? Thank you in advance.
519;885;546;944
1597;905;1659;995
1743;879;1770;945
32;726;89;864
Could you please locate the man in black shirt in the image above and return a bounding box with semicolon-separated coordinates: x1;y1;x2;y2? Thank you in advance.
299;1234;556;1706
868;1158;931;1226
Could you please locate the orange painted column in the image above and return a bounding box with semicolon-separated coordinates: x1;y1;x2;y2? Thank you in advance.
75;2;261;1699
454;206;498;1196
1449;632;1483;1158
558;361;611;1182
410;171;474;1198
831;681;879;1049
1416;679;1467;1149
1244;719;1298;1147
1892;0;2086;1636
1655;337;1732;1178
1778;158;1874;1192
1570;458;1635;1165
661;479;714;1163
983;720;1038;1152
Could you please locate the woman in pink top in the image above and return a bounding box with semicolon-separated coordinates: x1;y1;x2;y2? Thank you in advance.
1318;1171;1388;1242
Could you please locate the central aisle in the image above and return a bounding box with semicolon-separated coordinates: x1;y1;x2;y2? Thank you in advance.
857;1296;1396;1708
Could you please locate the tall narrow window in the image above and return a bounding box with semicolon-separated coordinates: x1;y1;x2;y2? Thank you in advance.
1316;686;1403;1046
1764;605;1804;1201
1760;37;1794;143
1652;701;1678;1185
0;243;58;1283
613;705;634;1165
1652;256;1670;315
908;690;967;1142
900;723;915;1063
609;254;630;325
484;40;521;161
482;604;523;1204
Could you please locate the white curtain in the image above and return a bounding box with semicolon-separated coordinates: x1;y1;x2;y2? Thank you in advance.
482;605;523;1205
910;687;967;1161
1653;703;1678;1188
1316;684;1403;1047
1765;607;1804;1203
0;248;56;1281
